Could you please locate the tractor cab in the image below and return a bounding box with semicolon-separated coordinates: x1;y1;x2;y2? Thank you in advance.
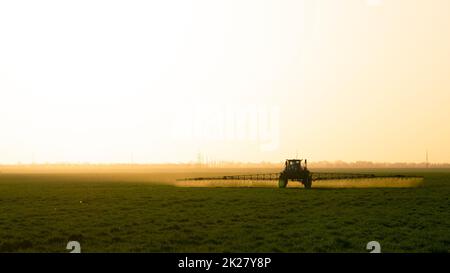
284;159;307;172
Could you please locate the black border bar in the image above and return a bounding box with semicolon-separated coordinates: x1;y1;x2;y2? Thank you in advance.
1;253;447;272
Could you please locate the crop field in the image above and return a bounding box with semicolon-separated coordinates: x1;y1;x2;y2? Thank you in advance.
0;168;449;253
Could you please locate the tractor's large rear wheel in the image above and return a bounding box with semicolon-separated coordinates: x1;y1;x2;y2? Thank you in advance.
304;175;312;189
278;177;288;188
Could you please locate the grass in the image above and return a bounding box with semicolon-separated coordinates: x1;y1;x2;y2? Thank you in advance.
0;169;449;253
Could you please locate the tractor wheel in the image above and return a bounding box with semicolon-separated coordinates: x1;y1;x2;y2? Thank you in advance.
304;176;312;189
278;177;288;188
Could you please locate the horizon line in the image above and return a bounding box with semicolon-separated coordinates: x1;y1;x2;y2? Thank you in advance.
1;160;450;166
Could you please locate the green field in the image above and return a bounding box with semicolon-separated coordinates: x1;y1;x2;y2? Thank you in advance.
0;169;449;253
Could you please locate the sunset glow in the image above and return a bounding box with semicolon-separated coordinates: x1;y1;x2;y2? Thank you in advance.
1;0;449;164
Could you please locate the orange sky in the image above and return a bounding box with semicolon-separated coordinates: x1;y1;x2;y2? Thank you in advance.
0;0;449;164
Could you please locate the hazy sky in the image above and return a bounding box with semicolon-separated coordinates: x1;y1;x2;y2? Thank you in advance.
0;0;449;164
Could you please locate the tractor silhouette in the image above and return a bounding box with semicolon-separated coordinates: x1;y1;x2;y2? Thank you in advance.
179;158;420;190
278;159;312;189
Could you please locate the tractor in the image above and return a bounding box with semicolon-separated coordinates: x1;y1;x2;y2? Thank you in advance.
278;159;312;189
179;158;421;190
